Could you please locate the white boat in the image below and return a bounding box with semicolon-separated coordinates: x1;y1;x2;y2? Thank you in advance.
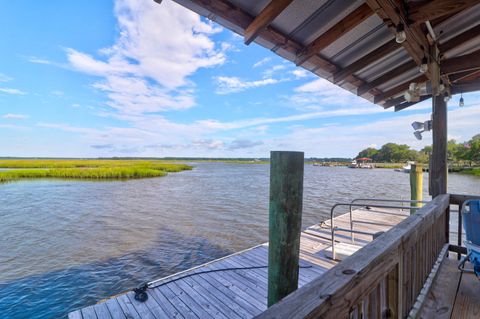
395;161;414;173
348;158;374;169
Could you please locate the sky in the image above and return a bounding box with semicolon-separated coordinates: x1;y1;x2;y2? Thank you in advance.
0;0;479;158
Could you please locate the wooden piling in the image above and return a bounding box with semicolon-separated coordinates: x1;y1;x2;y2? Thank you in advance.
410;163;423;214
268;151;304;307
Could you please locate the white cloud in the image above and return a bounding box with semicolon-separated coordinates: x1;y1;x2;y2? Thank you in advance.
0;73;12;82
289;78;369;111
63;0;227;115
27;56;54;65
0;88;26;95
253;57;271;68
291;69;310;79
214;76;279;94
262;64;287;77
2;113;28;119
51;90;65;96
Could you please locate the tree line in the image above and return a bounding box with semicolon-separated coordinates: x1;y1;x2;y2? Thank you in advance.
356;133;480;164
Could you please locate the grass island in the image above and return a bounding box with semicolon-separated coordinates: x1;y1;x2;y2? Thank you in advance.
0;159;192;182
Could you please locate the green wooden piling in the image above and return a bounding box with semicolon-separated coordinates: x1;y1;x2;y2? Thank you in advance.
268;151;304;307
410;163;423;215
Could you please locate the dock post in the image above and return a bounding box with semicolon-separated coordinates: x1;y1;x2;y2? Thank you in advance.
410;163;423;215
267;151;304;307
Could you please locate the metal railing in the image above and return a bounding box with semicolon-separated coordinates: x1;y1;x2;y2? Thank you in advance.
329;198;428;260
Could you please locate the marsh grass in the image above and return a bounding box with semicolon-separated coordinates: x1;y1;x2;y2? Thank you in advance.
0;160;192;182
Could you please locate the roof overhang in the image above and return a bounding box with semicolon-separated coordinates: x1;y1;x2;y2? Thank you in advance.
160;0;480;111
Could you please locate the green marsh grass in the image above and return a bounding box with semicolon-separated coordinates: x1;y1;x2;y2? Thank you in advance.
0;160;192;182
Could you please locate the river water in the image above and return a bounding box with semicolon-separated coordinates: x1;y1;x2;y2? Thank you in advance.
0;163;479;318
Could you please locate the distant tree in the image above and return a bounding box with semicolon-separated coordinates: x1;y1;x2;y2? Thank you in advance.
356;147;379;160
376;143;415;162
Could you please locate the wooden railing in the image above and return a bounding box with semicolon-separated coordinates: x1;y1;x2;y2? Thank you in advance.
255;194;451;319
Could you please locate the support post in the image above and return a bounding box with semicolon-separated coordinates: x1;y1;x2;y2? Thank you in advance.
268;151;304;307
430;45;448;197
431;91;448;197
410;163;423;214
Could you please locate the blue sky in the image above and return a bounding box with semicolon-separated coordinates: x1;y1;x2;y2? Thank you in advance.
1;0;479;158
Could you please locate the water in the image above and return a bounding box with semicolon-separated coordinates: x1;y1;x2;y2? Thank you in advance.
0;163;478;318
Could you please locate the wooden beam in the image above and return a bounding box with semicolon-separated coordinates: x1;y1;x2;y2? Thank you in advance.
439;24;480;54
441;49;480;75
452;78;480;94
357;60;416;96
375;74;427;104
448;70;480;85
295;3;373;66
333;39;399;84
186;0;378;98
431;94;448;196
409;0;479;24
394;95;430;112
244;0;294;45
366;0;430;67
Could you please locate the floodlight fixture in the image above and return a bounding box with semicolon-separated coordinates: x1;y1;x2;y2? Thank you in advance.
411;121;424;130
414;131;423;140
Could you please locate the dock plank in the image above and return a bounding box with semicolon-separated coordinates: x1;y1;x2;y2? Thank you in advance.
419;258;461;319
82;306;98;319
148;288;185;319
70;207;409;319
104;299;127;319
68;310;83;319
451;267;480;319
93;303;113;319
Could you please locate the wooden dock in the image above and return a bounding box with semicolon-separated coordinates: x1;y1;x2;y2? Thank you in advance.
69;207;410;319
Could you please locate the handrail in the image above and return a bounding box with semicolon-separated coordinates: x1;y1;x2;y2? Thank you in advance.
347;198;428;243
330;202;422;260
255;194;451;319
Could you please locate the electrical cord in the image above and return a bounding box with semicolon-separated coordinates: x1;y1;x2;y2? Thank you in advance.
133;264;313;302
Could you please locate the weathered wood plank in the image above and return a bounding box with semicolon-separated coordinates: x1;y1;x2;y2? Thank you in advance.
419;258;461;319
157;285;199;319
244;0;294;45
148;288;185;319
409;0;479;24
93;303;113;319
81;306;98;319
116;294;141;319
451;265;480;319
190;274;256;318
68;310;83;319
124;293;156;319
104;298;127;319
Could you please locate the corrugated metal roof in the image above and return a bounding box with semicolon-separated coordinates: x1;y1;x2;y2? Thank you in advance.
169;0;480;109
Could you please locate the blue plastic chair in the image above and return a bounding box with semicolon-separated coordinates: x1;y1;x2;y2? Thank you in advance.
462;199;480;277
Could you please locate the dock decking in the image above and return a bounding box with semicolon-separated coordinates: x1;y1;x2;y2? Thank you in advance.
420;253;480;319
69;207;410;319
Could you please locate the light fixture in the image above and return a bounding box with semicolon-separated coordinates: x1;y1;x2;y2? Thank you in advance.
438;79;445;94
414;131;423;140
412;120;432;140
396;23;406;43
459;93;464;107
404;82;431;102
411;121;424;130
419;56;428;74
444;92;451;103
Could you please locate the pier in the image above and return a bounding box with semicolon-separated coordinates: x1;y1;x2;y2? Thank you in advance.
69;206;410;318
